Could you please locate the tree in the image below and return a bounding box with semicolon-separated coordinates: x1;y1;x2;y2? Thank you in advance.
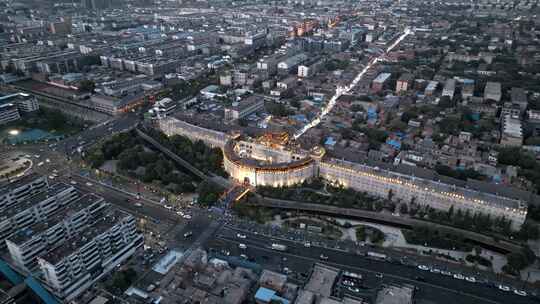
399;203;409;215
79;79;95;93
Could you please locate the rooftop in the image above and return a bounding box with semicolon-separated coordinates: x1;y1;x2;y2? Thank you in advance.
375;284;414;304
304;264;339;298
7;194;106;245
1;183;77;221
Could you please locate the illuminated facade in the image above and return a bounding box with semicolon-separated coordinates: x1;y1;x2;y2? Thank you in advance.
158;117;528;229
223;138;317;187
319;159;527;229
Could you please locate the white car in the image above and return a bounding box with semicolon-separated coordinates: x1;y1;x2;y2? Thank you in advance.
238;243;247;249
45;158;50;163
164;205;173;210
70;181;77;185
347;287;360;293
453;274;465;280
304;242;311;247
319;254;328;260
49;175;55;180
417;265;430;271
236;233;247;239
430;268;441;274
465;276;476;283
135;203;143;208
440;270;452;276
498;285;511;292
85;182;93;187
183;214;192;219
513;289;527;296
176;211;184;216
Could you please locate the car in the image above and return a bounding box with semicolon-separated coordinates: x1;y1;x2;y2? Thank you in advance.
453;274;465;280
135;203;143;208
498;285;511;292
465;276;476;283
342;280;355;287
183;214;192;219
236;233;247;239
183;232;193;238
513;289;527;297
304;242;311;247
238;243;247;249
164;205;173;210
37;162;44;167
414;276;426;282
440;270;452;276
283;267;291;274
34;154;40;158
375;273;383;279
430;268;441;274
176;211;184;216
45;158;50;163
49;175;55;180
417;265;430;271
70;181;77;185
347;287;360;293
319;254;328;260
240;254;248;260
85;182;93;187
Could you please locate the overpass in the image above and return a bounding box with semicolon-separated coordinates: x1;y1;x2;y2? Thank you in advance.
135;128;232;190
251;196;524;255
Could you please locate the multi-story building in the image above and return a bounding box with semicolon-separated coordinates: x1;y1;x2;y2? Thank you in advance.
0;93;39;113
6;194;107;272
442;79;456;99
371;73;391;93
395;73;413;94
224;96;265;122
484;82;502;102
0;174;48;213
37;209;143;301
424;81;438;96
319;159;527;229
0;103;20;125
500;115;523;147
461;79;475;99
0;183;78;249
158;117;530;229
277;53;308;75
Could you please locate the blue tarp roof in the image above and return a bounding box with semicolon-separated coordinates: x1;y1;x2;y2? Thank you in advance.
0;259;23;285
255;287;276;301
25;276;59;304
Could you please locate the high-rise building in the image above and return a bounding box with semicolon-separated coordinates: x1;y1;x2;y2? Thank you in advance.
6;194;107;272
37;209;142;301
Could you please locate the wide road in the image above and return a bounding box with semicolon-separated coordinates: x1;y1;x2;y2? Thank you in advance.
205;226;537;304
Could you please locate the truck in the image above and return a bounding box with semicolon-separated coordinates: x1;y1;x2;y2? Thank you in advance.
271;243;287;251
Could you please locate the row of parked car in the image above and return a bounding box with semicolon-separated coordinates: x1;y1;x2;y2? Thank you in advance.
417;264;528;297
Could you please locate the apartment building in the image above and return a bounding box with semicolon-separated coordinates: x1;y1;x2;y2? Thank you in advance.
38;209;143;301
0;174;48;213
0;93;39;113
0;103;20;125
500;115;523;147
6;194;107;272
395;73;413;94
442;79;456;99
0;183;79;249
